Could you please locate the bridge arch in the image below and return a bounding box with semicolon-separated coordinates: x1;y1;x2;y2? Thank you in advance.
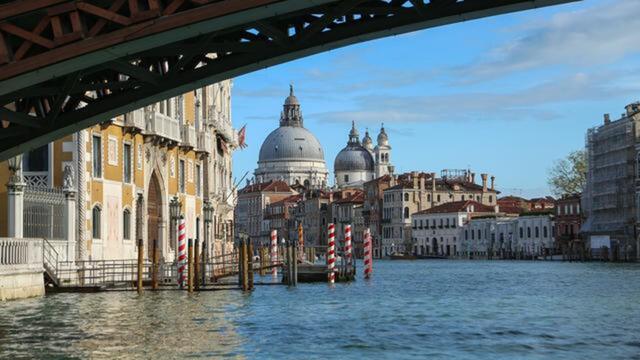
0;0;577;160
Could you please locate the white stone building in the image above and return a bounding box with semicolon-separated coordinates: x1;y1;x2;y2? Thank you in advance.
460;214;555;259
254;86;328;189
412;200;497;257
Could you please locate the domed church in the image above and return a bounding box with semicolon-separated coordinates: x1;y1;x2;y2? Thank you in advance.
334;122;394;189
254;86;329;189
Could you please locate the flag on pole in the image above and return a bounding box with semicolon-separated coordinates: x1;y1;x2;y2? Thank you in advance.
238;124;248;149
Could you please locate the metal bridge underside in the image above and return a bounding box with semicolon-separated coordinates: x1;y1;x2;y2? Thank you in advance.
0;0;576;160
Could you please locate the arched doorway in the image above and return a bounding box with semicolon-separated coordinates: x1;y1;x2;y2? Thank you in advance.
147;172;163;259
431;238;438;255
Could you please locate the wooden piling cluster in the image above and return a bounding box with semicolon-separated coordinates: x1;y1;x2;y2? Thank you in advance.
282;241;299;286
238;237;254;291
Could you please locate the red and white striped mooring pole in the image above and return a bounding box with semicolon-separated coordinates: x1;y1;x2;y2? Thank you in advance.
177;216;187;287
364;228;373;279
345;224;353;268
270;229;278;277
327;223;336;284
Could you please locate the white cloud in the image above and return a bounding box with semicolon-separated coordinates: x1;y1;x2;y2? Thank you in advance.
453;0;640;81
310;69;640;125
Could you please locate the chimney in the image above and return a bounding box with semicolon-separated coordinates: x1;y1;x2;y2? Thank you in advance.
413;175;418;189
390;175;397;187
430;172;436;192
419;176;425;190
481;173;488;192
471;173;476;184
604;113;610;125
490;176;495;191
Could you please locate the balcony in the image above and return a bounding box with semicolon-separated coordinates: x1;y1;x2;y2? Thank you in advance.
180;125;197;148
197;131;213;154
124;109;145;132
148;111;180;143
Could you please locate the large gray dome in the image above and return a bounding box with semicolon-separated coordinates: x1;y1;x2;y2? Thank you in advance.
334;145;374;171
259;126;325;162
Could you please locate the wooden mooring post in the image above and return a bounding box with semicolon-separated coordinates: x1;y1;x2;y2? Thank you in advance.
194;239;200;291
137;238;144;294
188;239;194;293
151;239;159;290
248;242;254;290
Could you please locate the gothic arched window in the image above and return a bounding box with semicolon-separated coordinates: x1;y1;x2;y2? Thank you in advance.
92;205;102;239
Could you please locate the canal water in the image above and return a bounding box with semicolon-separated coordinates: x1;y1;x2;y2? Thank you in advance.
1;260;640;359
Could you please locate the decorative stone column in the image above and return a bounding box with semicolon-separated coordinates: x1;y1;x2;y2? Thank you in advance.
63;164;77;262
7;155;25;238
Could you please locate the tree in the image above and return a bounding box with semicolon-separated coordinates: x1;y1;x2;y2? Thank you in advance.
547;150;587;197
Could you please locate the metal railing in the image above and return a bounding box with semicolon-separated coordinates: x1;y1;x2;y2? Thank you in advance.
24;186;66;240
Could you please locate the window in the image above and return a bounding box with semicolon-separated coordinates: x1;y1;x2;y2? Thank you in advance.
446;218;450;228
527;227;531;238
471;230;474;240
93;135;102;177
123;143;132;183
535;226;539;238
123;209;131;240
543;226;548;238
404;207;409;219
461;195;465;201
196;164;201;196
489;195;493;203
477;229;481;239
465;230;468;240
23;144;49;172
437;194;441;202
427;194;431;201
404;193;409;201
179;159;185;193
344;174;349;183
519;227;523;238
92;206;101;239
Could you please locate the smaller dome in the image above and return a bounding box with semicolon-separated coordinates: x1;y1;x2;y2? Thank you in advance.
284;84;299;106
377;123;389;146
334;145;374;172
362;129;373;150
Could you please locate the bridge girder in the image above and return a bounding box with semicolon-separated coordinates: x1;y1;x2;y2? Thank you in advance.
0;0;578;161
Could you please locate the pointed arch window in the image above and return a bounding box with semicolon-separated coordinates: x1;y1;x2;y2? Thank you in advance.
123;209;131;240
92;206;102;239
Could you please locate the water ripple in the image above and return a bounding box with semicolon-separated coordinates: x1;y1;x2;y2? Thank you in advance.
1;261;639;359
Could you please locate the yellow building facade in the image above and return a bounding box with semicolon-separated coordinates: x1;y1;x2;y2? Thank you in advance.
1;81;237;262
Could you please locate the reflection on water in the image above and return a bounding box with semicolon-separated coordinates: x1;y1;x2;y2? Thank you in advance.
1;261;640;359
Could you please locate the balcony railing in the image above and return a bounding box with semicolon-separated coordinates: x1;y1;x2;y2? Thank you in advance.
148;111;180;142
180;125;197;148
197;131;213;154
124;109;145;132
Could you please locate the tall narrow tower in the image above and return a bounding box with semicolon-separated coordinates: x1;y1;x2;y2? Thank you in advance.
374;124;393;178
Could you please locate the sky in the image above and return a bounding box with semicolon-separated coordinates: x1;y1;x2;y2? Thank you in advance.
230;0;640;198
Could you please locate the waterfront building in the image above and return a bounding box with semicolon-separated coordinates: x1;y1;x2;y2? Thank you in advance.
235;180;296;246
460;213;555;259
1;81;237;262
381;170;499;256
411;200;498;256
582;102;640;261
555;194;583;259
254;86;329;189
292;190;332;247
363;174;395;258
330;189;366;257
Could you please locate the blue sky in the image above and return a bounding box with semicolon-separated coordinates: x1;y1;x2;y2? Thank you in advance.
231;0;640;198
